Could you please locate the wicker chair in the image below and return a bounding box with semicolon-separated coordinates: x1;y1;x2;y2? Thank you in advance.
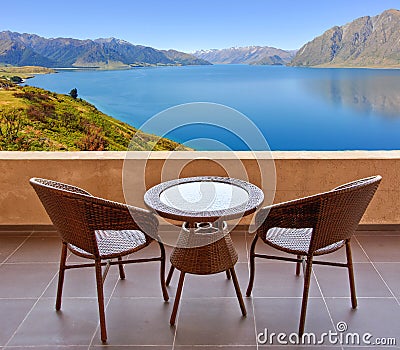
30;178;169;342
246;175;381;336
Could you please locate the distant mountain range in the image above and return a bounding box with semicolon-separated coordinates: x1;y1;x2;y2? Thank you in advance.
0;31;210;68
193;46;297;65
290;9;400;67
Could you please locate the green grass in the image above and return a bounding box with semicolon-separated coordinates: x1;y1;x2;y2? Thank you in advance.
0;79;189;151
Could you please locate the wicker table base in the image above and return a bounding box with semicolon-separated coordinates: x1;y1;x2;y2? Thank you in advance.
167;222;246;325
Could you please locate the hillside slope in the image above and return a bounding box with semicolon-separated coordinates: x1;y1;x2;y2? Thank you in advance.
193;46;296;65
0;32;210;68
291;9;400;67
0;80;188;151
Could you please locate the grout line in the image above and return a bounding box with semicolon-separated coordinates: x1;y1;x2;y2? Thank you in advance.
3;266;60;347
354;236;400;307
0;232;34;267
87;265;120;349
312;267;345;350
245;231;259;350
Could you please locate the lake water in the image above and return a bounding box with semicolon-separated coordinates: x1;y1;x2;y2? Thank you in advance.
28;65;400;151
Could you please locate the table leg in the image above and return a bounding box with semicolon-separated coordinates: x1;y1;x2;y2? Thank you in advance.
230;267;247;316
166;266;175;286
170;271;185;326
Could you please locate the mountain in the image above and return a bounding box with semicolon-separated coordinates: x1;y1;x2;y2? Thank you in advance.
193;46;296;65
291;9;400;68
0;31;210;68
0;79;189;151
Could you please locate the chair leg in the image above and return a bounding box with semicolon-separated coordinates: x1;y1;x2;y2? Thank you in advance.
56;242;68;310
299;257;313;337
158;241;169;301
230;267;247;316
95;260;107;342
170;271;185;326
296;255;302;276
166;266;175;286
117;257;125;280
346;239;357;309
226;270;231;280
246;234;259;297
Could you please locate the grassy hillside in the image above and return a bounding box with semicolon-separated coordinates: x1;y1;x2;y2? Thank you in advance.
0;79;188;151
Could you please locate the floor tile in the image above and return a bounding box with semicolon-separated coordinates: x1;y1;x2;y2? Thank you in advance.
176;347;257;350
91;298;174;346
356;236;400;262
0;263;58;298
91;347;173;350
0;299;36;346
253;297;334;340
112;262;175;298
174;262;248;298
0;237;27;263
6;237;62;263
248;262;321;298
174;298;255;346
314;238;369;263
8;298;101;346
325;298;400;346
313;263;392;298
374;263;400;298
43;266;119;299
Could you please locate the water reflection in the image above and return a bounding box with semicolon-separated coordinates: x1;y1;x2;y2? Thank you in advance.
309;73;400;118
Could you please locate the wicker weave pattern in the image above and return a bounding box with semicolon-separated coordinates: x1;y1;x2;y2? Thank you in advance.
69;229;148;259
265;227;345;256
248;175;382;337
30;178;158;257
29;177;168;342
256;175;382;254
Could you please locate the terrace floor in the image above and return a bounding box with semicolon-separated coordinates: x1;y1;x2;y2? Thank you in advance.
0;228;399;349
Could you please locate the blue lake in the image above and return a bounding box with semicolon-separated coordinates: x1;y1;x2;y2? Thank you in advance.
28;65;400;151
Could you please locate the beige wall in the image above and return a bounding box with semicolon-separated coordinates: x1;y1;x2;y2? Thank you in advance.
0;151;399;226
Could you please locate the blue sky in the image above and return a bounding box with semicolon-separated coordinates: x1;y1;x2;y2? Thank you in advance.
1;0;399;52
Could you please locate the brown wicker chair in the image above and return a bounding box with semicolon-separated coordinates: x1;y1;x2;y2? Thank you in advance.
30;178;169;342
246;175;381;336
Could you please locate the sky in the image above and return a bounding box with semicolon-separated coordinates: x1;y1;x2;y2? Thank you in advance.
1;0;399;52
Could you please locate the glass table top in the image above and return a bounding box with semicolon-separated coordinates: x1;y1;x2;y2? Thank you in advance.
159;181;250;212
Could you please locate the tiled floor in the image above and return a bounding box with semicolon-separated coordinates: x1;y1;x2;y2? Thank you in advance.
0;228;399;349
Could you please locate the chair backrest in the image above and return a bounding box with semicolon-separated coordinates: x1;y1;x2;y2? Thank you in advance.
256;176;381;255
309;175;381;252
30;178;100;256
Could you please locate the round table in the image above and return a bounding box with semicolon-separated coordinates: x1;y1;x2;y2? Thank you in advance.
144;176;264;325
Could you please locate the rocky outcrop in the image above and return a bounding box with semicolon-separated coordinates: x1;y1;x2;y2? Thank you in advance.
291;9;400;67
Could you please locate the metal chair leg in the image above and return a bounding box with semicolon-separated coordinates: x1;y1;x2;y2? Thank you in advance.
117;256;125;280
299;257;313;337
226;270;231;280
230;267;247;316
345;240;357;309
158;241;169;301
95;260;107;342
166;265;175;286
56;242;68;310
246;235;259;297
170;271;185;326
296;255;302;276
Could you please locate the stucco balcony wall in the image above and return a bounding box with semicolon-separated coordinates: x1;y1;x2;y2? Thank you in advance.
0;151;399;226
